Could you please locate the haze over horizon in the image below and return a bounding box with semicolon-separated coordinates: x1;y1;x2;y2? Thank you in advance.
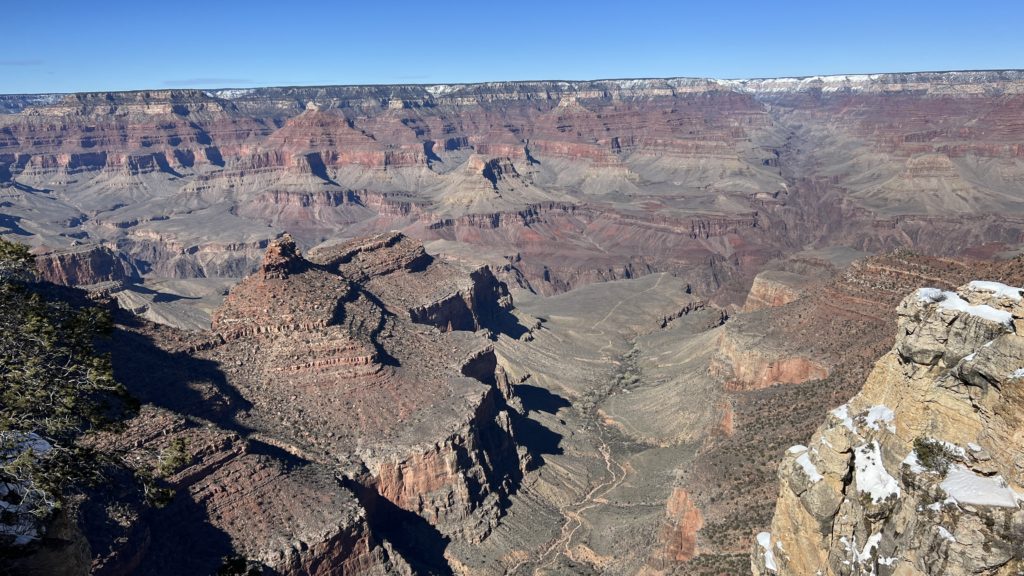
4;0;1023;94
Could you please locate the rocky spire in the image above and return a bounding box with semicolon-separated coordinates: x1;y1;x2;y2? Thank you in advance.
259;233;306;279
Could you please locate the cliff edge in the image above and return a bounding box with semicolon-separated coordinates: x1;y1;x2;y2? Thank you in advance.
754;281;1024;575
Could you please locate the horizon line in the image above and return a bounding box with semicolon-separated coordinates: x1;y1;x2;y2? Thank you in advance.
2;68;1023;98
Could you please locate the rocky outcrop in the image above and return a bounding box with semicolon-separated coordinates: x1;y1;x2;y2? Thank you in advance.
81;406;407;576
754;281;1024;576
711;322;829;390
743;271;810;312
205;234;526;562
34;243;138;286
659;488;704;563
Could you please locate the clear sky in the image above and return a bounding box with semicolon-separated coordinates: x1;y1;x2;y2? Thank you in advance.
3;0;1023;93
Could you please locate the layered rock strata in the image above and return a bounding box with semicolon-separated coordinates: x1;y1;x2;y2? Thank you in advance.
754;281;1024;576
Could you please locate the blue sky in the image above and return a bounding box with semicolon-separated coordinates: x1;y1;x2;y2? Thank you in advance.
2;0;1022;93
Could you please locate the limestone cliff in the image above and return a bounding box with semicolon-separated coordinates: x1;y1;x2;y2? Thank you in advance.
753;281;1024;576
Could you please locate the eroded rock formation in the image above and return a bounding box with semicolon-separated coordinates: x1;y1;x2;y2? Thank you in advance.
68;232;528;574
754;281;1024;576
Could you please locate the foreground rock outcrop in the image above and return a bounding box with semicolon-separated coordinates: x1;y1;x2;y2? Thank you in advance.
754;281;1024;575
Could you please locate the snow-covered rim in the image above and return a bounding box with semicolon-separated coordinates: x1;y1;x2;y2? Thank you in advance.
8;70;1021;102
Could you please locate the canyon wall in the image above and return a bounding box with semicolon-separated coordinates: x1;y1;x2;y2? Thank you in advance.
4;72;1024;302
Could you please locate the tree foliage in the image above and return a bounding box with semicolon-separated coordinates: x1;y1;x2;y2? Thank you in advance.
0;238;130;545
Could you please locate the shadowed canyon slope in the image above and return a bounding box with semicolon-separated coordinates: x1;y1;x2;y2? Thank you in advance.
4;71;1024;302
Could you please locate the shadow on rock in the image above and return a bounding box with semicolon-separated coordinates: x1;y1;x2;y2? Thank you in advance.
517;384;571;415
107;313;253;429
512;414;564;472
344;479;454;576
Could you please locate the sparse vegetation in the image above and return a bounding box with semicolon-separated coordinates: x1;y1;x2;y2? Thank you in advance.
913;436;957;474
157;437;191;477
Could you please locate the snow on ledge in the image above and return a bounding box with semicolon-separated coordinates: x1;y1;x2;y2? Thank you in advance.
831;404;855;432
940;465;1021;508
902;451;926;474
864;405;896;433
855;441;900;504
796;452;823;483
757;532;778;572
915;288;1014;327
967;281;1023;301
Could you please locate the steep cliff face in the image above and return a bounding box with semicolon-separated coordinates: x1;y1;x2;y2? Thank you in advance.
743;270;811;312
754;281;1024;576
34;243;138;286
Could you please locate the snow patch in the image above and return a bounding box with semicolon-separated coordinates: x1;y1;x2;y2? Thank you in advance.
831;404;855;432
967;281;1023;301
939;441;966;459
863;405;896;433
1011;368;1024;379
757;532;778;571
917;288;1014;326
857;532;883;563
916;287;943;303
938;292;1013;326
937;526;957;542
902;450;926;474
940;465;1020;508
855;441;900;504
796;452;823;483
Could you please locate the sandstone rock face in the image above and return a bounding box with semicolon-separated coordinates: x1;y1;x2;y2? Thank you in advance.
754;281;1024;576
711;318;830;390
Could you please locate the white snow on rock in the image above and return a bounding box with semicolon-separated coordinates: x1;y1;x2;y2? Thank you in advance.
831;404;855;432
915;288;1014;326
916;287;944;303
940;465;1021;508
855;441;900;504
857;532;883;563
796;452;823;483
901;451;926;474
863;405;896;432
967;281;1023;301
757;532;778;571
937;292;1014;326
939;441;966;459
937;526;957;542
1010;368;1024;379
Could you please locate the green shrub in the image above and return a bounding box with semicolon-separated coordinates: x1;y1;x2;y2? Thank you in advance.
0;238;132;536
913;436;957;474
